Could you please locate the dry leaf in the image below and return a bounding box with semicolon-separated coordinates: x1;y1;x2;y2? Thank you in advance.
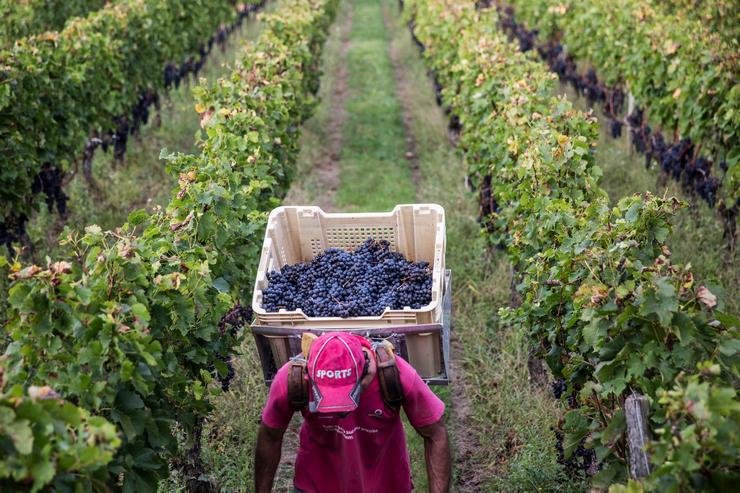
664;40;679;55
10;265;42;281
28;385;60;400
697;286;717;308
50;261;72;275
199;108;215;128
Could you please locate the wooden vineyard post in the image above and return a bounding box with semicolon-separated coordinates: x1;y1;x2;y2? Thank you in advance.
625;393;652;479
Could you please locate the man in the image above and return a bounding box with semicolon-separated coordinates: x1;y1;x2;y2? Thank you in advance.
254;332;451;493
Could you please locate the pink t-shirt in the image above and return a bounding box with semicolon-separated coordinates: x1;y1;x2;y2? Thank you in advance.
261;355;445;493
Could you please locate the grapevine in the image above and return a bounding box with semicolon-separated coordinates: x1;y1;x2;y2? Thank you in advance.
402;0;739;489
0;0;338;489
0;0;107;45
495;5;735;246
0;0;261;249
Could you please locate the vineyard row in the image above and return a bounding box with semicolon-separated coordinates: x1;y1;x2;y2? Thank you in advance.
499;0;738;221
494;5;736;246
0;0;260;248
0;0;337;490
0;0;107;45
403;0;738;490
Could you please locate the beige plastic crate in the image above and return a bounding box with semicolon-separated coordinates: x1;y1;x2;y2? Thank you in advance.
252;204;446;327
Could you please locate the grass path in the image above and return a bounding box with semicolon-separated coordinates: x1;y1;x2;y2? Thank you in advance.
334;0;416;210
283;0;353;210
280;0;581;490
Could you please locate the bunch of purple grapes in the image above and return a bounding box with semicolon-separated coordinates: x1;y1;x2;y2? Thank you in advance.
262;239;433;318
554;430;598;477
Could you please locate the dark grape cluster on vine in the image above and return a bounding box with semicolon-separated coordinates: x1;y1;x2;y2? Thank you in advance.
474;0;494;11
582;69;605;103
449;114;462;134
497;6;535;52
625;107;724;208
554;429;599;477
498;9;628;119
567;392;579;409
3;162;68;251
0;215;28;250
609;118;623;139
551;378;567;399
647;130;667;170
213;305;253;392
218;304;253;336
112;116;129;162
262;239;433;318
478;174;499;234
216;356;236;392
31;163;68;216
608;88;625;116
550;379;599;476
130;90;159;136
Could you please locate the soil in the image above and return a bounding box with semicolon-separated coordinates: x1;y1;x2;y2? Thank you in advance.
272;414;303;491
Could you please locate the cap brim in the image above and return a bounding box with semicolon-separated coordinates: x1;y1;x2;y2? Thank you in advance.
312;381;359;413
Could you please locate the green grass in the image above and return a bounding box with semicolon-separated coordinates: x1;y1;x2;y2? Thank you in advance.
25;11;270;262
559;85;738;316
335;0;416;210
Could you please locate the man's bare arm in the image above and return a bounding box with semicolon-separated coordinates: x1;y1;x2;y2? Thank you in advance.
414;420;451;493
254;422;287;493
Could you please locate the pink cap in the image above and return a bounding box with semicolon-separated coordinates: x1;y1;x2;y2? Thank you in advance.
307;332;369;413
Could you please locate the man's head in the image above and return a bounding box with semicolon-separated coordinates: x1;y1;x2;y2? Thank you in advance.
306;332;373;413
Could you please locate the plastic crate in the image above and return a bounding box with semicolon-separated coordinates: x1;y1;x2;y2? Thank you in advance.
251;204;446;327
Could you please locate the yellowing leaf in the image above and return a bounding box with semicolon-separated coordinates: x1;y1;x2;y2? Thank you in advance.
50;261;72;275
10;265;42;281
664;40;679;55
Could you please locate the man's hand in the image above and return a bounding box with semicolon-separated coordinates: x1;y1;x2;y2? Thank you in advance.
254;421;287;493
414;420;451;493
